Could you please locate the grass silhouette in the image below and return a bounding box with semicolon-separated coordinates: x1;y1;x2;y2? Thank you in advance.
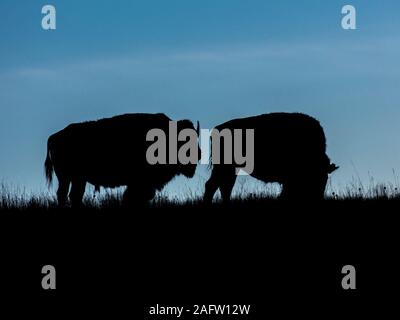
1;179;400;213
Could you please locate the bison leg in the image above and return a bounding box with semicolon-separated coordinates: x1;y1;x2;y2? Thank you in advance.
306;172;328;200
204;166;236;203
280;172;328;201
280;180;295;200
69;180;86;207
204;169;221;203
220;174;237;202
57;178;70;207
122;186;140;207
123;185;155;207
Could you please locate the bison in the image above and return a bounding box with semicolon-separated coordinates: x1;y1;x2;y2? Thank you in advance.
45;113;199;207
203;112;338;202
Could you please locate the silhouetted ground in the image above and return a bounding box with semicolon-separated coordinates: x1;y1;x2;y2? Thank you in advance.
0;196;399;316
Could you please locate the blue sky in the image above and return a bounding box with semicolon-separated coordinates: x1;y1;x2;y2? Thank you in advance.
1;0;400;197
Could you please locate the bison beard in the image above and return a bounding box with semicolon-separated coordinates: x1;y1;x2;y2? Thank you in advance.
203;112;338;202
44;113;199;207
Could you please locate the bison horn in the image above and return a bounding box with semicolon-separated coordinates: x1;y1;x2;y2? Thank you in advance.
196;121;200;135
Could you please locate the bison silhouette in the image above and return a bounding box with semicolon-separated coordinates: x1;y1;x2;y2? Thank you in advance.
204;112;338;202
45;113;199;207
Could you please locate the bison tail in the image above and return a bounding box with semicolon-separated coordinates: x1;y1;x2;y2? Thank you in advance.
328;162;339;174
323;154;339;174
44;138;54;188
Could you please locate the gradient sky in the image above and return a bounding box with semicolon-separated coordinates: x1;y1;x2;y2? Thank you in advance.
1;0;400;198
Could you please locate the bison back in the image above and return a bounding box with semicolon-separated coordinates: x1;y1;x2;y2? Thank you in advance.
50;113;171;187
214;113;328;176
